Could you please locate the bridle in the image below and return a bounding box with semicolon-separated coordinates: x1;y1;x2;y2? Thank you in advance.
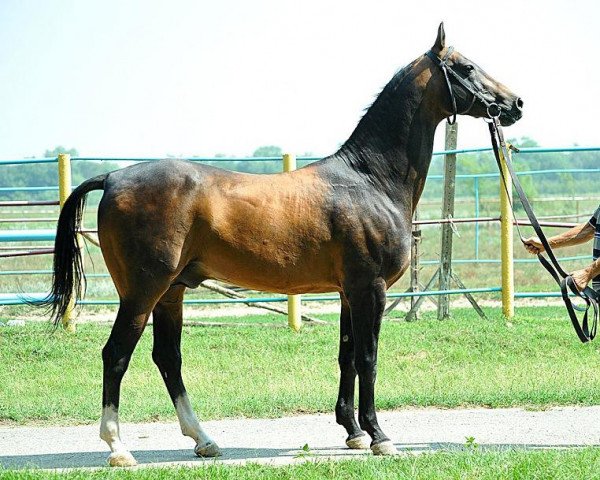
428;46;599;343
426;47;501;124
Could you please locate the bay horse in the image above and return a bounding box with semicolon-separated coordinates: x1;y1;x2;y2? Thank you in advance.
43;23;522;466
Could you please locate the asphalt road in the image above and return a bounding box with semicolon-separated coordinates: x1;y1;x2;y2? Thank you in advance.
1;406;599;470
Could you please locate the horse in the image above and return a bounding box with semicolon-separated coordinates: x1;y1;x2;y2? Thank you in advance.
42;23;522;466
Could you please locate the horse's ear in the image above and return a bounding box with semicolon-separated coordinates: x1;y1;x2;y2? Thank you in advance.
432;22;446;54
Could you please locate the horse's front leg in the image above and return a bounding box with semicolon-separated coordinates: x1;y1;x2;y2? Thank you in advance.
346;278;397;455
335;297;369;449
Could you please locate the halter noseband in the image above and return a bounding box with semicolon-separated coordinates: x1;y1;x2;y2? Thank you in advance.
426;47;500;125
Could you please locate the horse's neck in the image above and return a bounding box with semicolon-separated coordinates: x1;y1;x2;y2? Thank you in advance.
335;62;441;212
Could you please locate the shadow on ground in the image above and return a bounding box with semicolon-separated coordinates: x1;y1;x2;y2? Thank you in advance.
1;442;593;470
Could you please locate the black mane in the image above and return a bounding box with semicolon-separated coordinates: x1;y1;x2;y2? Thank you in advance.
332;56;431;192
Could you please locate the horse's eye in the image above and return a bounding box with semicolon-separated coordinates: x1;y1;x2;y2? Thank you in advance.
465;65;475;73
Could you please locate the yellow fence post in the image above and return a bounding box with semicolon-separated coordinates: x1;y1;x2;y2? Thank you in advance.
58;153;76;333
282;153;302;332
499;147;515;318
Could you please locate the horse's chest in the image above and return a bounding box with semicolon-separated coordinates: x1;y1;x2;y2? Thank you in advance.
345;207;412;280
381;235;411;280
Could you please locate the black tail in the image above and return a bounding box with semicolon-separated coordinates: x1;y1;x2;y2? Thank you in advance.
40;174;107;326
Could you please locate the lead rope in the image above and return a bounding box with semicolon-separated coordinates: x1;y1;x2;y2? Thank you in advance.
488;118;599;342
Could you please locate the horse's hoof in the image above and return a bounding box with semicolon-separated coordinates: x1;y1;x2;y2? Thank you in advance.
346;435;370;450
195;441;222;458
371;440;398;456
107;450;138;467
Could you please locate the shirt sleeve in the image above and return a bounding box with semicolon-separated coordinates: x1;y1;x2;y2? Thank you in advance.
590;206;600;227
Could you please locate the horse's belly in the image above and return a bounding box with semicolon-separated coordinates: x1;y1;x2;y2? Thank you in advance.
193;239;342;294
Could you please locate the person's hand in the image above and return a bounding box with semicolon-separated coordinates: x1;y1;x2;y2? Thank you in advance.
523;237;544;254
570;268;591;292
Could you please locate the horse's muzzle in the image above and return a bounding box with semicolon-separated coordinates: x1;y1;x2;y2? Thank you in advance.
500;97;524;126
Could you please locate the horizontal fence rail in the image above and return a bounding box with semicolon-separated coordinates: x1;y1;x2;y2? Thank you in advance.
0;287;504;306
0;287;588;306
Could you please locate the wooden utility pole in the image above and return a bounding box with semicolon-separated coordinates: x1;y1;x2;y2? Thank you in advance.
438;123;458;319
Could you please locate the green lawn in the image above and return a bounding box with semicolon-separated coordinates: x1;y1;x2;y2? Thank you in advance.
3;449;600;479
1;306;600;425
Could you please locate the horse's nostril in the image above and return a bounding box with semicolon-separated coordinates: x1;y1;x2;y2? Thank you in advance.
515;97;524;110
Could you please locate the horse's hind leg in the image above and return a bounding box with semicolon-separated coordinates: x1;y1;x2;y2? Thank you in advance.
152;285;221;458
99;302;152;467
335;297;369;449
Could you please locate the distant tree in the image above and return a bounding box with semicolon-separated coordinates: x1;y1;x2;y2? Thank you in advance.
44;146;79;158
252;145;282;158
243;146;282;173
506;136;538;149
0;146;79;199
0;145;121;202
201;153;238;172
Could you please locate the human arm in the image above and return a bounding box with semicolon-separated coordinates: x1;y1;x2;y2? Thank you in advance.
523;221;595;255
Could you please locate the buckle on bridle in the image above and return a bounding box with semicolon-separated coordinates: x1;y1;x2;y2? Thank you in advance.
486;103;501;119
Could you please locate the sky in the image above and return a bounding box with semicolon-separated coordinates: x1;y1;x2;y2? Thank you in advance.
0;0;599;159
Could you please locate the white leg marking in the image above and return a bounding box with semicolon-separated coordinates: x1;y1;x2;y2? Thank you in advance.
175;393;221;457
371;440;398;455
99;405;137;467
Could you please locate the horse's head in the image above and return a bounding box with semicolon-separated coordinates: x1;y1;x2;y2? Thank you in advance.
427;23;523;126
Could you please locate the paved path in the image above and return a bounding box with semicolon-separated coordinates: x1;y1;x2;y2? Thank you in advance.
1;406;600;470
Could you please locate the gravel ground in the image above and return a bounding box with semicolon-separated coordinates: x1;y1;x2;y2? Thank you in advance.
1;406;599;470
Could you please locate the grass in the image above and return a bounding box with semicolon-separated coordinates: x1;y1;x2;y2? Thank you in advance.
3;448;600;479
2;306;600;425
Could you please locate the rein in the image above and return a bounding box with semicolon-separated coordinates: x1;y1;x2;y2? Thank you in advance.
488;119;599;343
428;46;599;342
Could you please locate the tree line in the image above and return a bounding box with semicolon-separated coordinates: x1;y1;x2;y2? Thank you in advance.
1;139;598;202
423;136;600;202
